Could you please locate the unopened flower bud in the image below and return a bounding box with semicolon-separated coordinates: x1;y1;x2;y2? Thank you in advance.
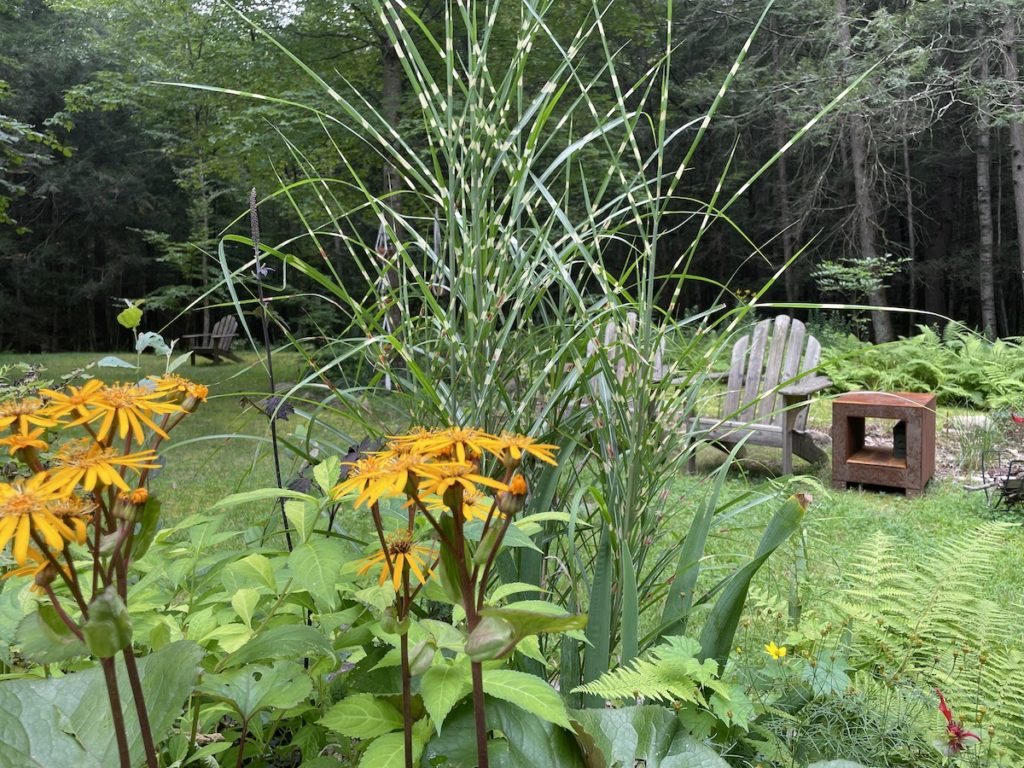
83;586;133;658
114;487;148;522
33;562;59;590
466;616;516;662
496;475;527;516
380;606;410;636
408;639;436;676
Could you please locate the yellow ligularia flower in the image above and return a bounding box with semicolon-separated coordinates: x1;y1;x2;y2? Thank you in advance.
425;486;496;522
495;433;559;466
1;547;68;593
332;455;400;508
764;642;787;660
38;379;105;420
66;382;181;445
416;461;509;499
0;398;58;434
0;474;78;565
356;529;435;591
148;374;208;405
398;427;502;463
0;427;48;457
49;439;161;495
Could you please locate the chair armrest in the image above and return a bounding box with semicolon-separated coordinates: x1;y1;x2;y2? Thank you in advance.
779;376;832;399
706;371;730;382
180;333;206;340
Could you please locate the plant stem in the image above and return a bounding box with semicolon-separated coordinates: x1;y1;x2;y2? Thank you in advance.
122;647;158;768
400;578;413;768
470;660;489;768
100;656;132;768
234;717;249;768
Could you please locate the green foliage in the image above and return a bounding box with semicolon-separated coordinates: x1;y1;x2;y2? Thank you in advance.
832;523;1024;762
823;324;1024;408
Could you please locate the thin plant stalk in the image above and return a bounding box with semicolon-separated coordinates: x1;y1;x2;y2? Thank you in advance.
100;656;132;768
399;574;413;768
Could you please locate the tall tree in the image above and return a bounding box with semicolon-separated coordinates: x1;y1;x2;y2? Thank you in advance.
976;21;998;339
1002;5;1024;306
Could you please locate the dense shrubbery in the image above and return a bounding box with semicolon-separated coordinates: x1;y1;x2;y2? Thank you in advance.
820;324;1024;409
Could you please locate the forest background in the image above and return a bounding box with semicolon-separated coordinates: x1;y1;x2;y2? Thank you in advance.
2;0;1024;351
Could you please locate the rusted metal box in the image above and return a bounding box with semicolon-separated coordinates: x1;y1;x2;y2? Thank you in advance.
831;392;937;497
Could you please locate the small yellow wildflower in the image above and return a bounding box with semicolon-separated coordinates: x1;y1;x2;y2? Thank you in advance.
417;461;509;498
399;427;502;463
38;379;105;420
66;382;181;445
49;439;161;495
0;399;58;433
425;486;496;521
495;433;559;466
356;529;435;591
332;455;403;508
764;641;787;660
0;474;79;565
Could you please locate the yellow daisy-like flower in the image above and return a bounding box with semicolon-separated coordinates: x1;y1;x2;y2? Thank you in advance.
0;427;48;457
67;382;181;445
331;455;400;508
1;548;65;593
425;486;496;522
764;642;787;660
0;398;58;434
417;461;509;499
0;474;80;565
148;374;208;405
38;379;105;420
49;439;161;495
495;433;559;466
356;529;435;591
397;427;502;463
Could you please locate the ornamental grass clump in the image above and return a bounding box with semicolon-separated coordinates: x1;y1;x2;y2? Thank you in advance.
333;426;560;768
0;374;206;768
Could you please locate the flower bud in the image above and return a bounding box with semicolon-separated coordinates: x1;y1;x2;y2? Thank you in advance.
496;475;527;517
380;606;410;636
408;639;436;676
114;487;148;523
33;562;59;590
466;616;516;662
83;586;133;658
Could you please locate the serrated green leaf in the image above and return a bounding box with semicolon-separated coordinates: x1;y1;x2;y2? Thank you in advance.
480;605;587;639
313;456;341;495
289;538;350;610
221;624;335;670
420;659;471;732
355;718;431;768
221;553;277;593
285;499;320;544
198;661;311;720
116;306;143;329
321;693;403;739
482;669;570;729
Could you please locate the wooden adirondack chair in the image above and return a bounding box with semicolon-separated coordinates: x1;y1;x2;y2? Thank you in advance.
183;316;242;365
689;315;830;474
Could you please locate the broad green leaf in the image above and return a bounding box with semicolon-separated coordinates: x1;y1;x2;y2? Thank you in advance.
480;605;587;639
135;331;170;356
0;640;201;768
198;661;311;720
491;582;548;603
356;718;431;768
482;669;570;729
288;538;350;610
465;520;539;551
116;305;143;329
420;658;471;732
571;705;731;768
221;553;277;593
231;588;261;628
222;624;335;670
285;499;320;544
313;456;341;495
96;356;135;369
130;496;161;560
320;693;403;739
15;604;88;664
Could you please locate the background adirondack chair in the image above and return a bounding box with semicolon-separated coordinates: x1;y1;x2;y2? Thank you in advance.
585;311;672;419
183;316;242;365
689;315;830;474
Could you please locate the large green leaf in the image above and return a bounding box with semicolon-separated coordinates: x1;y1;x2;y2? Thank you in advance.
356;718;431;768
15;604;88;664
480;605;587;640
198;660;311;720
288;538;351;610
571;705;731;768
698;494;808;672
482;669;571;729
0;640;202;768
320;693;402;739
420;657;472;732
424;699;585;768
220;623;335;670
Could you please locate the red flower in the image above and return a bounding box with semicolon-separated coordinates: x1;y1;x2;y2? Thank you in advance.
1011;412;1024;425
935;688;981;755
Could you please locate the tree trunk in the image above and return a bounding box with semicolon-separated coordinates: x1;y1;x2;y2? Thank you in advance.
976;24;998;339
835;0;894;343
902;136;916;332
1003;9;1024;330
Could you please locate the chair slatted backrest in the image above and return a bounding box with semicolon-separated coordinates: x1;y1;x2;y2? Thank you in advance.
211;316;238;352
587;311;668;394
722;316;821;428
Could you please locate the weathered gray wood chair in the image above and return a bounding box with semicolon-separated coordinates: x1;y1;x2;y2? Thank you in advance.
689;315;830;474
183;316;242;365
